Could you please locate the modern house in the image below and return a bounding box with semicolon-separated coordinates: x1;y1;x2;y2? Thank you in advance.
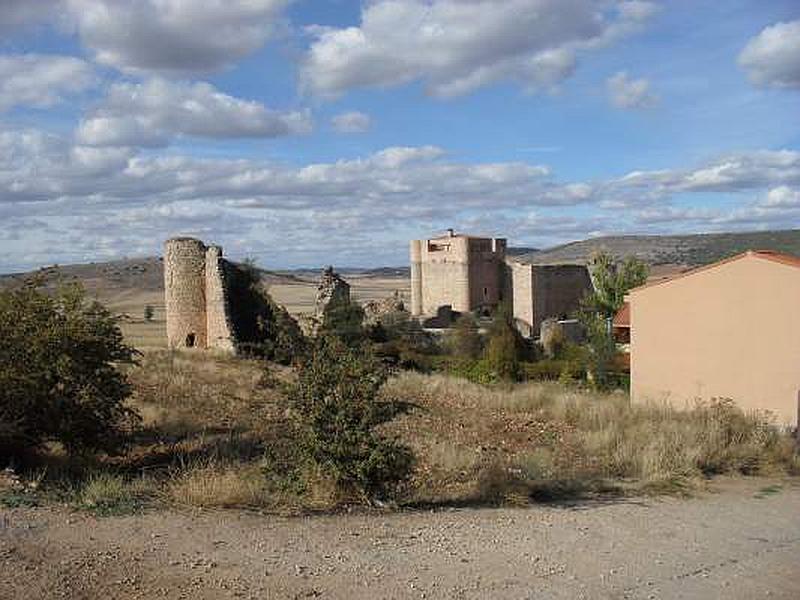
628;250;800;427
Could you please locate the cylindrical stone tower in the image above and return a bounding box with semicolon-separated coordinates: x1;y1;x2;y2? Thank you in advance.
451;236;471;313
409;239;423;316
164;237;208;349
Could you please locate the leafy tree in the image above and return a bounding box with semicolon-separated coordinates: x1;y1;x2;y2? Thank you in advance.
483;303;523;381
143;305;155;322
583;251;649;318
0;283;139;460
448;313;483;359
285;336;414;500
578;251;648;389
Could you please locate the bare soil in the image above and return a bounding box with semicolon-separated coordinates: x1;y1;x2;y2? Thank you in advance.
2;478;798;599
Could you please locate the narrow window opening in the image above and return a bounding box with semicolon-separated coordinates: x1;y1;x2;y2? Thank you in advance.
483;287;489;299
185;333;196;348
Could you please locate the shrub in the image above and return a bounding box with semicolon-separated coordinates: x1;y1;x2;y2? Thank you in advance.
581;312;619;390
447;313;483;359
520;359;579;382
283;336;415;501
483;304;523;381
320;297;366;346
78;472;152;515
0;283;139;460
226;260;306;364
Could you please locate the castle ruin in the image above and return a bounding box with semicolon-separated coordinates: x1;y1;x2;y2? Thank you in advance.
410;230;592;338
506;259;593;337
314;266;351;322
410;229;507;316
164;237;236;352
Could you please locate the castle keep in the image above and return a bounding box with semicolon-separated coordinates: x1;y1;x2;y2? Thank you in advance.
410;230;592;337
164;237;236;352
410;230;507;316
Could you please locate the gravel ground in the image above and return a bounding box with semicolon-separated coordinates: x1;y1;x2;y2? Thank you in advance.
1;478;798;600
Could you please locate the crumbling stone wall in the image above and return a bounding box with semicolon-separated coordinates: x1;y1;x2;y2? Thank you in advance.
314;266;351;321
163;237;235;352
204;245;236;352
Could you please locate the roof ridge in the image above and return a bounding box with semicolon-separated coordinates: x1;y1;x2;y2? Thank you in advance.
629;249;800;294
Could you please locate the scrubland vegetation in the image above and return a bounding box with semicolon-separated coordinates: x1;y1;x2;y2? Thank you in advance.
1;262;798;517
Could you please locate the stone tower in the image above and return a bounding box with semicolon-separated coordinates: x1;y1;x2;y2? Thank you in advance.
409;230;506;316
163;237;235;352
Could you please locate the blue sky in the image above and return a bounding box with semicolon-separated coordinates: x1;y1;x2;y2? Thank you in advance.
0;0;798;272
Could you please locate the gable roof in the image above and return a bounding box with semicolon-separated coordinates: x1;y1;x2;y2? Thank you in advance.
628;250;800;295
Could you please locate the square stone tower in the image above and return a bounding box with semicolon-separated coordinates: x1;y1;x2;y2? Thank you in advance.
410;229;506;316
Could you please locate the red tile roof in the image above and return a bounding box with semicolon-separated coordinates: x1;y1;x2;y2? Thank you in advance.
613;302;630;328
628;250;800;294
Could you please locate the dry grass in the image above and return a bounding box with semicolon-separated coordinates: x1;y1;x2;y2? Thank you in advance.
16;352;796;513
384;372;799;503
77;472;156;515
165;462;270;509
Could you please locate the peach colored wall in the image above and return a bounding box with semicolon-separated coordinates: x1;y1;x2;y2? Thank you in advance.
630;255;800;426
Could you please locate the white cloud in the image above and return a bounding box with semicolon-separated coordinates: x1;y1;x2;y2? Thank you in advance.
739;20;800;89
66;0;291;75
611;150;800;199
2;128;799;272
758;185;800;209
331;111;372;133
606;71;657;109
76;79;312;147
0;54;94;112
0;0;61;36
302;0;658;98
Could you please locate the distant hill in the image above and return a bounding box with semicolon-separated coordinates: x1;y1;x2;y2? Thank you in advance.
515;229;800;266
0;257;304;294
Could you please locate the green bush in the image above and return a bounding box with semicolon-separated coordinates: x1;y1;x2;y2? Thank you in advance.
447;313;483;359
283;336;415;500
320;297;366;346
521;360;572;382
483;304;523;381
0;283;139;460
226;260;306;364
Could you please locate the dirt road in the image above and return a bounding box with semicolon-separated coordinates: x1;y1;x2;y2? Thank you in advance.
1;478;798;599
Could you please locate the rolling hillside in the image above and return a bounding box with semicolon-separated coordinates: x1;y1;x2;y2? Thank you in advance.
515;229;800;266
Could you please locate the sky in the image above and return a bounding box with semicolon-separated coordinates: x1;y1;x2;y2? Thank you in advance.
0;0;799;272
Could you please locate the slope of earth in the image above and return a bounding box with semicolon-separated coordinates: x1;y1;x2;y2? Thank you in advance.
517;228;800;266
1;478;798;599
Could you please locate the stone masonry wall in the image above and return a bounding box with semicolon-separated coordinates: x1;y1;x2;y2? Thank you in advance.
204;245;236;352
413;234;506;316
164;237;236;353
164;238;208;349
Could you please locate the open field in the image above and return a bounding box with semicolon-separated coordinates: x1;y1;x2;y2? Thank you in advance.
1;478;799;599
